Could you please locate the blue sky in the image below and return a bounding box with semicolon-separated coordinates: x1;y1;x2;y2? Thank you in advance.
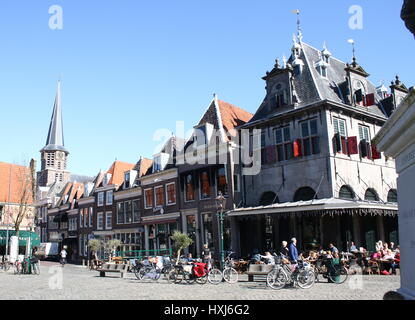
0;0;413;177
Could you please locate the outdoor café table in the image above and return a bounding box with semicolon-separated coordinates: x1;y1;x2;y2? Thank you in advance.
379;259;393;272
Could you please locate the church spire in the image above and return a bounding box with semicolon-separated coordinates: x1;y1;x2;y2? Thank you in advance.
41;81;68;153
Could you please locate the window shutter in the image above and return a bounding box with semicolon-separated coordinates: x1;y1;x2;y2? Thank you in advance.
365;93;375;106
333;134;342;153
355;89;363;103
366;142;372;159
347;136;359;155
360;140;368;158
293;139;302;157
341;137;348;155
371;144;381;160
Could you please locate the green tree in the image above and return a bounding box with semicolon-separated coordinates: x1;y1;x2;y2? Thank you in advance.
88;239;100;253
170;231;193;264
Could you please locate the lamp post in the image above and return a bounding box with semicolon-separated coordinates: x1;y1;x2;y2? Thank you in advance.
215;192;227;271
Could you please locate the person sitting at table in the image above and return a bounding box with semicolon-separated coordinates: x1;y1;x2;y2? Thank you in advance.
251;249;263;264
390;242;396;251
381;249;397;274
280;241;289;258
260;252;275;265
349;242;358;253
371;250;383;260
375;241;383;252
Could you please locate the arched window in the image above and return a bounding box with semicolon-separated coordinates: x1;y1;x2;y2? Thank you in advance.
365;188;379;201
294;187;316;202
259;192;279;206
387;189;397;203
339;186;355;200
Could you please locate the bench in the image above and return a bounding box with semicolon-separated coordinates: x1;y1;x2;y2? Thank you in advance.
245;264;274;282
98;263;128;278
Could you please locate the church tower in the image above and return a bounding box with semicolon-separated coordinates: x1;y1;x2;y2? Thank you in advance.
37;81;70;187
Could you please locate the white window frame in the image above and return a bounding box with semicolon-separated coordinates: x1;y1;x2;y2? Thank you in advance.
144;188;153;209
154;186;164;207
333;117;347;137
106;190;113;205
79;209;83;229
358;124;370;142
97;212;104;230
105;212;112;230
98;192;104;207
165;182;176;206
89;207;93;227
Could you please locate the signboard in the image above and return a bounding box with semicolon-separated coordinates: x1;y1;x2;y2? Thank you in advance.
0;230;40;246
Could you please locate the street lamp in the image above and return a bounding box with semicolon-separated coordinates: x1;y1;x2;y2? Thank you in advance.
215;192;227;271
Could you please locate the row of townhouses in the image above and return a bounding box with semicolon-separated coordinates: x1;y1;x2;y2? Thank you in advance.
36;33;409;262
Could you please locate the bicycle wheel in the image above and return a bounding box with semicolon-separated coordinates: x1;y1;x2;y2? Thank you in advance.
266;268;288;290
208;268;222;285
174;270;185;284
328;266;348;284
133;266;141;280
184;272;196;284
223;268;238;284
167;269;177;284
196;274;208;285
137;267;151;280
296;269;316;289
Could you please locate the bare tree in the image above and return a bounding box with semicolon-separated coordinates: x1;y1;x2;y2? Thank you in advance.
8;160;36;237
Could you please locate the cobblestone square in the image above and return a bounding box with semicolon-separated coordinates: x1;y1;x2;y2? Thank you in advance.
0;262;400;300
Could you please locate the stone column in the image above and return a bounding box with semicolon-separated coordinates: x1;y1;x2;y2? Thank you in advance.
352;214;361;248
144;225;149;256
376;215;386;242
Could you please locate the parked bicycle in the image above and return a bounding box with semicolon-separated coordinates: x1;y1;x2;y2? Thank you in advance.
267;255;315;290
0;257;11;272
312;256;348;284
208;251;239;285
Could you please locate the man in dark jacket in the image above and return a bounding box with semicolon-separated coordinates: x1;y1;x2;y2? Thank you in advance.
288;238;299;263
402;0;415;37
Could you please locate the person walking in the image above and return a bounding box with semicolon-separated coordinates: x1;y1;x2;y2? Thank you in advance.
60;247;67;267
288;238;299;263
202;244;212;267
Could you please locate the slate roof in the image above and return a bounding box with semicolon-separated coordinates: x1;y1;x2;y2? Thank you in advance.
248;41;391;124
41;81;68;153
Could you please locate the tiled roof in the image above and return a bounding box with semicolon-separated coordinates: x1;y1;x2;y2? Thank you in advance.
217;100;253;138
107;161;135;186
134;158;153;177
0;162;34;204
196;97;253;142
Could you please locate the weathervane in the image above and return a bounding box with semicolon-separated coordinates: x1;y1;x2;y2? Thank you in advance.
347;39;356;63
292;9;303;41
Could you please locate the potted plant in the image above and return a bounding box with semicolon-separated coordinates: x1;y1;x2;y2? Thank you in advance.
170;231;193;265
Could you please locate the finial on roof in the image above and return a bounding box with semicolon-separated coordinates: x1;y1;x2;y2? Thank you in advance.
292;9;303;42
347;39;356;64
282;54;287;68
274;58;280;69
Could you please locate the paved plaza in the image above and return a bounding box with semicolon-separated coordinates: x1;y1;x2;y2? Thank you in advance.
0;261;399;300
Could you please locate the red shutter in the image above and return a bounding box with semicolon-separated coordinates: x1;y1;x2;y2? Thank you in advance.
371;144;381;160
341;137;348;155
366;93;375;106
293;139;302;158
347;136;358;155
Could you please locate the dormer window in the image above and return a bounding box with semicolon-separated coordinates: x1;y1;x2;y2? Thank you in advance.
124;172;130;189
317;66;327;78
153;155;161;172
270;83;289;109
